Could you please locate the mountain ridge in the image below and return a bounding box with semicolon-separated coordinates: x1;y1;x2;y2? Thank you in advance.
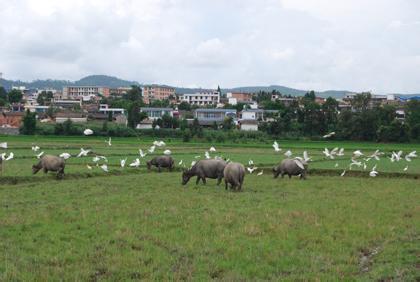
1;75;419;99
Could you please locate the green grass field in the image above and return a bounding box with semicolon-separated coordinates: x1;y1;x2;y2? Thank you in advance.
0;136;419;280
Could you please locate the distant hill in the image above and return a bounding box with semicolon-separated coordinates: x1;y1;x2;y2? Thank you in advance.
0;75;138;90
74;75;139;87
1;75;418;99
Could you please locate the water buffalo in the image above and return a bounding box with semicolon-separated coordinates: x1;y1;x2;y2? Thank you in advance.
272;158;308;180
32;155;65;179
182;159;227;185
147;156;174;172
224;162;245;191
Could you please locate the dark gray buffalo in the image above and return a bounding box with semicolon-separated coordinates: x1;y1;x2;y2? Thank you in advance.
147;156;174;172
272;158;308;180
182;159;227;185
224;162;245;191
32;155;65;179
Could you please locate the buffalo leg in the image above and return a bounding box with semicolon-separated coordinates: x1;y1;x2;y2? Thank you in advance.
196;177;201;185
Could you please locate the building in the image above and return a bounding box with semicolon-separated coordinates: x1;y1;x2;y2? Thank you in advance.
55;112;87;123
181;91;220;106
240;109;278;121
110;87;132;97
271;95;298;106
226;92;253;105
194;108;236;125
239;120;258;131
24;105;50;113
140;107;174;120
99;104;125;115
63;86;110;101
136;119;153;129
142;85;175;104
52;99;82;109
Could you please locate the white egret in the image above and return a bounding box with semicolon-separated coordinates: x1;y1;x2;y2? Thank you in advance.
36;151;44;159
353;150;363;158
139;149;147;158
129;158;140;167
248;159;254;166
369;165;378;177
59;153;71;160
5;152;14;161
0;142;7;149
31;145;40;152
257;170;263;176
120;158;127;168
106;137;112;146
153;140;166;147
303;151;311;162
83;129;93;136
340;170;346;177
204;151;210;159
247;167;258;174
403;165;408;171
272;141;281;152
405;151;417;162
100;164;108;172
337;148;345;156
191;160;197;167
148;146;156;153
284;150;292;158
323;148;334;159
209;146;216;152
178;160;183;166
77;148;90;157
163;149;171;155
323;132;335;138
86;164;92;170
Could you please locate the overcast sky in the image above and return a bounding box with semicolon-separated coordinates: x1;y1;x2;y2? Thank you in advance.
1;0;419;93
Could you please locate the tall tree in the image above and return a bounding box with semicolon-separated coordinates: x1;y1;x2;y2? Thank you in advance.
21;109;37;134
8;89;23;103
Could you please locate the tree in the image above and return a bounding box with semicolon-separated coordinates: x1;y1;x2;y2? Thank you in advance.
127;101;141;128
406;100;420;139
37;91;53;106
322;97;339;131
222;117;234;130
303;90;316;102
178;101;191;111
8;89;23;103
0;86;7;105
351;92;371;111
125;85;142;102
21;109;37;135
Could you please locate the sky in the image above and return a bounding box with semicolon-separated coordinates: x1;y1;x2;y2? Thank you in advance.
0;0;419;93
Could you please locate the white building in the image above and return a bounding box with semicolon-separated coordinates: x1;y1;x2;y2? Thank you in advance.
181;91;220;106
63;86;109;101
99;104;125;115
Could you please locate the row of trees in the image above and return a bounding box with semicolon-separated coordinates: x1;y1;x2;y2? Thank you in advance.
260;92;420;142
0;86;23;105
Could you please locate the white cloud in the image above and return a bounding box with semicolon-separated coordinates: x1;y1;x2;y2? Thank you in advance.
0;0;419;93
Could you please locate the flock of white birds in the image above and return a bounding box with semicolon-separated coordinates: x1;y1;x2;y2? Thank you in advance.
0;129;417;178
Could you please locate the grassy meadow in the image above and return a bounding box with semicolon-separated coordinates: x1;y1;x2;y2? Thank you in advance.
0;135;419;280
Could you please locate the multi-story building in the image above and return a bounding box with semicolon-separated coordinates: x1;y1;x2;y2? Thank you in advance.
226;92;253;105
110;87;132;97
63;86;110;101
140;107;174;120
194;108;236;125
181;91;220;106
142;85;175;104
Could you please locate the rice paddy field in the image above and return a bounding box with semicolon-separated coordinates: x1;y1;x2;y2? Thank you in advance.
0;135;419;280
